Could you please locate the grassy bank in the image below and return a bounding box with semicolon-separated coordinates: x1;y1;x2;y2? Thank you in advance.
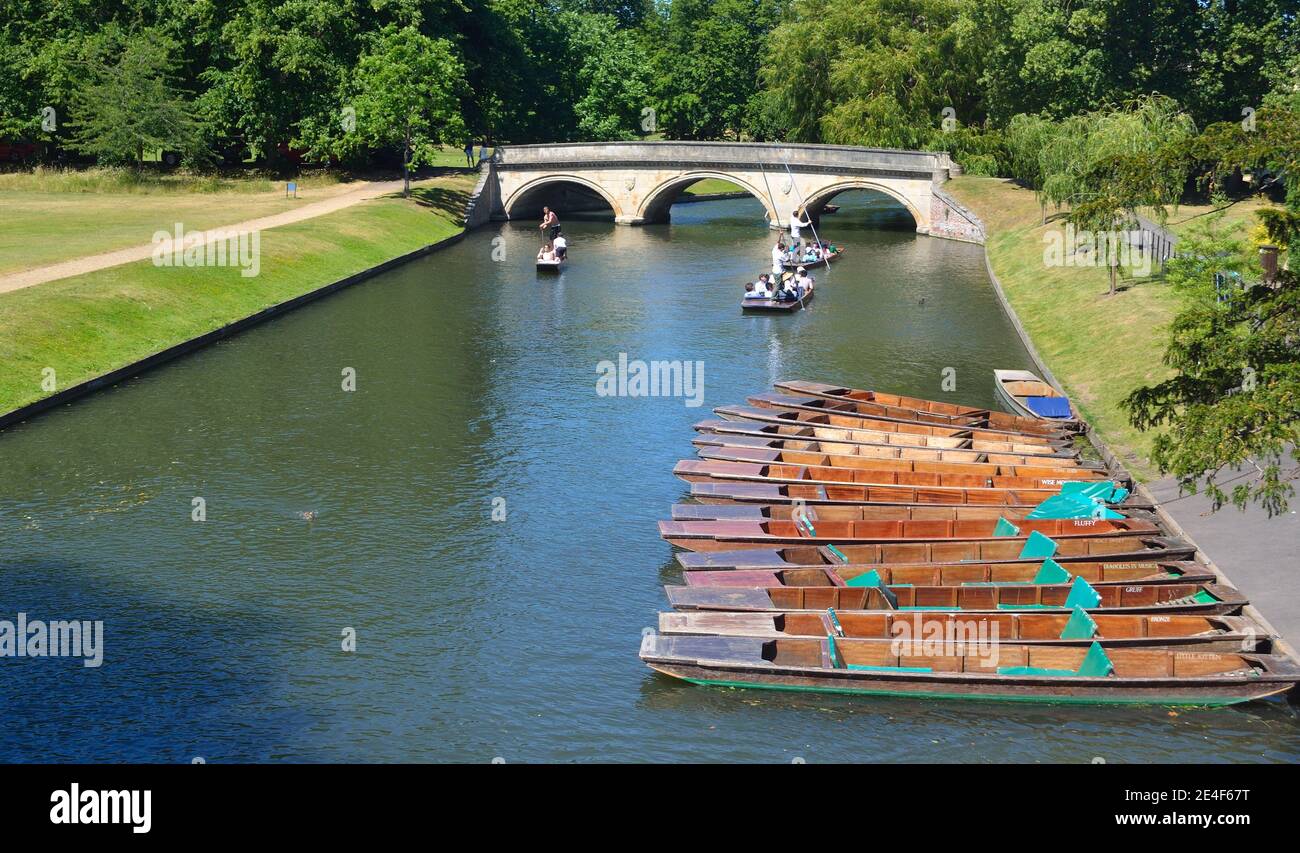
682;178;745;196
0;173;475;416
0;170;360;276
947;177;1279;479
945;178;1172;478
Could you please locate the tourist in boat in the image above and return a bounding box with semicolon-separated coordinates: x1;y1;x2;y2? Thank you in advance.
789;206;812;243
776;272;799;301
537;245;557;262
553;231;568;261
794;266;814;295
770;240;786;277
540;207;561;246
752;274;772;298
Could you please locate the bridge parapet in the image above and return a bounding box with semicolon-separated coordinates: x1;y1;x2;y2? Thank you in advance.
496;141;947;181
489;141;966;237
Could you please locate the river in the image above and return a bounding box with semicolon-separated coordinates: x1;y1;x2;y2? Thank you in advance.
1;194;1296;762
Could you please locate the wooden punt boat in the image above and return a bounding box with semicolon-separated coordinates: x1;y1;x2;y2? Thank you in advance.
711;406;1082;460
742;291;812;313
781;248;844;269
692;423;1098;470
994;369;1080;423
674;535;1196;570
658;517;1163;552
664;580;1248;616
674;459;1106;505
685;481;1154;511
746;392;1073;443
657;610;1264;652
679;559;1217;588
639;633;1300;705
773;379;1074;435
695;445;1108;483
671;503;1155;524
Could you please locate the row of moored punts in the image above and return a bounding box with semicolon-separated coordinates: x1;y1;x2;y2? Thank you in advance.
640;376;1300;706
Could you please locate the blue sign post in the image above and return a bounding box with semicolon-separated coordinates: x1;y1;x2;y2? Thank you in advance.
286;181;298;198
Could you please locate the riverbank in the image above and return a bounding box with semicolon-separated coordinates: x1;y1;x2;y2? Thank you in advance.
945;176;1182;479
0;173;476;421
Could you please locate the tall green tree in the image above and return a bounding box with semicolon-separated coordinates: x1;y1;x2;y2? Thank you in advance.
349;25;466;196
653;0;784;140
760;0;983;148
1123;217;1299;514
65;28;207;167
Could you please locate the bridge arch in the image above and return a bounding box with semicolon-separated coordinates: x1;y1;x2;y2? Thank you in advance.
637;172;778;225
801;180;922;231
502;173;624;221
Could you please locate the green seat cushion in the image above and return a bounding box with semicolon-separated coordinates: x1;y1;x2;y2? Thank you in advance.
1019;530;1059;559
1063;576;1102;610
1032;558;1072;584
845;568;883;588
1076;641;1115;677
993;517;1020;537
1060;605;1098;639
997;665;1077;676
999;642;1114;678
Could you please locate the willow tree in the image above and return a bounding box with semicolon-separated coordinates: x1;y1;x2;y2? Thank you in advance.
1050;97;1197;294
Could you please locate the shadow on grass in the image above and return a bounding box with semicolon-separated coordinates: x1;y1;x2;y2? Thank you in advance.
406;185;472;220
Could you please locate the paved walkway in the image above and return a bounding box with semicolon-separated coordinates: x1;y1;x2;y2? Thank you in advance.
1148;466;1300;647
0;180;405;294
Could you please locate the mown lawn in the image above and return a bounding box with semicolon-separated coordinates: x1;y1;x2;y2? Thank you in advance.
0;170;362;276
681;178;746;195
0;173;475;415
946;177;1186;479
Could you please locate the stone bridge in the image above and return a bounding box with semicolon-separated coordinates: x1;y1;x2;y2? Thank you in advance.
465;141;982;242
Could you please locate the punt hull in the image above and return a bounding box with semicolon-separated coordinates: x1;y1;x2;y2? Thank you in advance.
658;522;1163;553
674;537;1198;569
664;583;1249;617
684;481;1154;511
678;560;1218;588
773;379;1073;435
692;427;1101;470
747;392;1074;444
742;296;810;313
657;612;1262;652
643;661;1296;706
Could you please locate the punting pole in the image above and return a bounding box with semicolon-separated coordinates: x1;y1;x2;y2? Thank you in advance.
756;159;804;308
781;157;832;272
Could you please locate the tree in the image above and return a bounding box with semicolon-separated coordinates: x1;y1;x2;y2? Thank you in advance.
65;28;207;167
653;0;784;140
1122;90;1300;514
564;13;653;140
1122;216;1299;514
760;0;983;148
349;26;466;196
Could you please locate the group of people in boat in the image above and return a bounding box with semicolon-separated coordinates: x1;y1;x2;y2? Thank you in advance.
745;266;814;302
781;239;836;266
537;206;568;263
